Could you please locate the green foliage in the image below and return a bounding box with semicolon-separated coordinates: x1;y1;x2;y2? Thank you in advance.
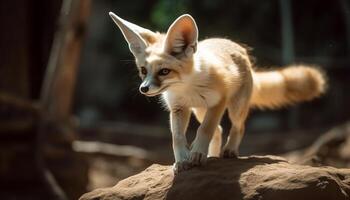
151;0;187;29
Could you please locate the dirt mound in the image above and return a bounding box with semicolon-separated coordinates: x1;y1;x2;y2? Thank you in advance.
79;155;350;200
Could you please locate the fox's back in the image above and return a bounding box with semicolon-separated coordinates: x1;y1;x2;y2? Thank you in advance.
198;38;250;68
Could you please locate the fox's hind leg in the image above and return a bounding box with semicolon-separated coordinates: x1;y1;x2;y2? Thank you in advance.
223;78;252;158
208;126;223;157
193;108;223;157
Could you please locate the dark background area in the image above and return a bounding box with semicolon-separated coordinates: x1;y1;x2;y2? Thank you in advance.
0;0;349;199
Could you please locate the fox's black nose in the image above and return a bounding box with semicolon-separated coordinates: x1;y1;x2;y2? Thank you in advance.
140;86;149;93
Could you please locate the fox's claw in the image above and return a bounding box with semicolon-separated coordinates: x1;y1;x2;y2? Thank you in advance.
221;148;238;158
189;151;207;166
173;161;192;175
172;151;208;174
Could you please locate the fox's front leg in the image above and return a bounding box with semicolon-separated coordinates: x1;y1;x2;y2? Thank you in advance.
190;100;226;166
170;107;191;173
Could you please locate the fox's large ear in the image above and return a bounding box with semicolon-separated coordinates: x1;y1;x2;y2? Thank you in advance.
109;12;156;57
163;14;198;58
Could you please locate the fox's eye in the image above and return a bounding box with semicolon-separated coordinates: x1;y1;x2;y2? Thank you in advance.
140;67;147;75
158;68;171;76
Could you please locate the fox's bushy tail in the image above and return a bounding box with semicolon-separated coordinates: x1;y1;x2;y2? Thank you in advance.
250;65;327;109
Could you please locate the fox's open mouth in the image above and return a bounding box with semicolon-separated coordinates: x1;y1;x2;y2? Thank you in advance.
144;85;170;97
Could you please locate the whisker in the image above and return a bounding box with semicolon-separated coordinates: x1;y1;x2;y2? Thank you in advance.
119;59;135;62
144;95;153;103
165;81;184;85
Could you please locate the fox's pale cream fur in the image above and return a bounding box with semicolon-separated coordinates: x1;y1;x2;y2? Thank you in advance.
109;12;327;173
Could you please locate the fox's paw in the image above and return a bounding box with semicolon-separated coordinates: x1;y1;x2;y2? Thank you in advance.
189;136;209;166
221;147;239;159
189;151;207;166
173;161;192;175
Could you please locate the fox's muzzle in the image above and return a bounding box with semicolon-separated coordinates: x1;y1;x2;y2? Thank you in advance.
139;75;161;96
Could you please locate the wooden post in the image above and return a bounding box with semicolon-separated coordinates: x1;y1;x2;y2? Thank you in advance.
279;0;299;130
37;0;91;199
339;0;350;56
41;0;90;120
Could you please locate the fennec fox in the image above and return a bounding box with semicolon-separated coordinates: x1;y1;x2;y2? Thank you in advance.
109;12;326;172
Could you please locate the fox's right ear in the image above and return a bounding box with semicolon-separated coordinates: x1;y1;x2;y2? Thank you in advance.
109;12;156;58
163;14;198;58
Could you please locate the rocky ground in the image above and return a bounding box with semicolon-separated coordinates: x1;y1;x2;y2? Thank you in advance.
80;155;350;200
79;122;350;200
80;123;323;190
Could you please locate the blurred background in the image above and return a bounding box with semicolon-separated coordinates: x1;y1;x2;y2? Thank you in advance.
1;0;349;199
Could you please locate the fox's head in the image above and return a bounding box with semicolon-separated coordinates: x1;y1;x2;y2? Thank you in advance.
109;12;198;96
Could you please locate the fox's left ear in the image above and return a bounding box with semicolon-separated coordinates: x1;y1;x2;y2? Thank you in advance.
163;14;198;58
109;12;156;58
